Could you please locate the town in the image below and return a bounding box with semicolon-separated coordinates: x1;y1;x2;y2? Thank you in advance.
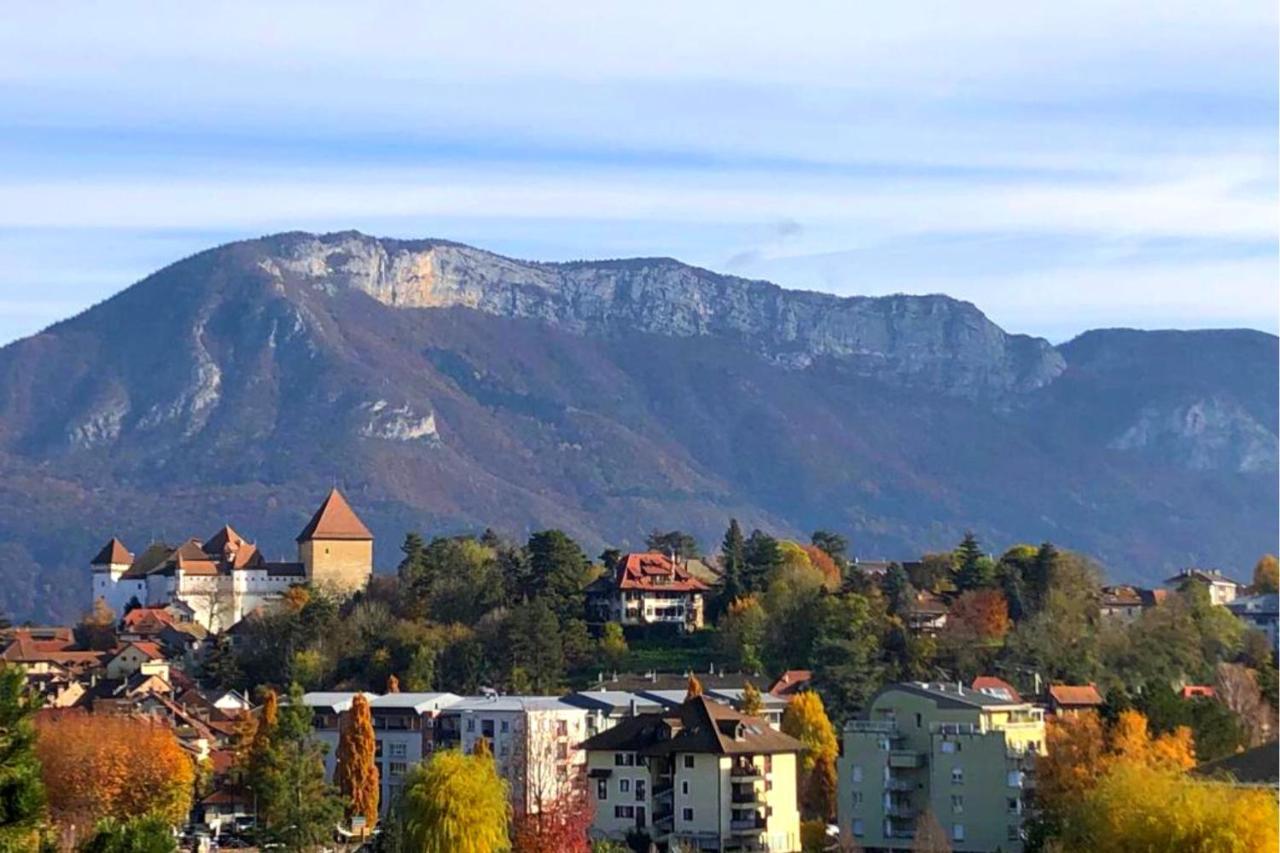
0;490;1275;851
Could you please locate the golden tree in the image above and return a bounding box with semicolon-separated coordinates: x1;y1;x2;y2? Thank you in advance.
36;713;194;831
401;749;510;853
740;681;764;716
803;751;838;821
685;674;704;700
781;691;837;772
911;809;951;853
336;693;379;830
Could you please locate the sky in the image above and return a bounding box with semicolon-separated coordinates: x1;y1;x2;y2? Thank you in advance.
0;1;1276;345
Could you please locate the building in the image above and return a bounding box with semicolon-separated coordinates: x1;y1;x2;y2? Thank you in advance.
1163;569;1244;606
768;670;811;698
586;552;709;632
90;488;373;631
1227;593;1279;647
436;696;592;815
581;695;803;852
1045;684;1103;717
301;692;379;783
905;590;950;635
564;690;667;739
837;682;1046;853
971;676;1022;704
368;693;463;811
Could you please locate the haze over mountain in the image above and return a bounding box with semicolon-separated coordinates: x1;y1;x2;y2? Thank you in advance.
0;231;1274;621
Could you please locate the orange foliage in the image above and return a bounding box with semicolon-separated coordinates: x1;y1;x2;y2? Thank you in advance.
945;589;1010;642
36;712;195;830
800;544;842;590
511;780;593;853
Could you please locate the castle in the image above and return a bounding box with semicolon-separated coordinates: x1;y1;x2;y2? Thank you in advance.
90;488;373;632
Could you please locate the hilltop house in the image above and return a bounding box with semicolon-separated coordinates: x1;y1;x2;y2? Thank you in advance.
586;552;709;632
1163;569;1244;606
90;488;373;631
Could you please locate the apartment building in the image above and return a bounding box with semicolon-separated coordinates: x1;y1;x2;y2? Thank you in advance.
368;693;462;810
581;695;803;852
837;682;1045;853
436;696;592;815
302;692;378;782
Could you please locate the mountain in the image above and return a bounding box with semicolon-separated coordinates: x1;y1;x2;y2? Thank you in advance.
0;231;1274;621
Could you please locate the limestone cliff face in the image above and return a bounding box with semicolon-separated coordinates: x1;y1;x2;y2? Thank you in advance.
257;231;1065;396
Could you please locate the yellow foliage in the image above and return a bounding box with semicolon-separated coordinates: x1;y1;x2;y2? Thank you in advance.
781;692;837;772
402;749;510;853
336;693;380;828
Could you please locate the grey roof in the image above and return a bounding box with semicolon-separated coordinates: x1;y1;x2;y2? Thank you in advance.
300;691;375;712
706;688;788;709
1227;593;1279;616
864;681;1029;714
443;696;584;714
370;693;464;713
563;690;664;714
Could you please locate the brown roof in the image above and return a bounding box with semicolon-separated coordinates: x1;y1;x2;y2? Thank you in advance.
91;538;133;566
580;696;803;757
120;607;176;634
202;525;247;556
1100;585;1144;607
972;676;1023;703
769;670;812;697
614;552;710;593
113;641;166;662
1048;684;1103;707
296;488;372;542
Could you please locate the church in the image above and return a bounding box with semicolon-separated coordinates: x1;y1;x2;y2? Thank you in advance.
90;488;373;632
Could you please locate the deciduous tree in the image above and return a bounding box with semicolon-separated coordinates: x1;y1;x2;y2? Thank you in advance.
740;682;763;716
79;814;176;853
598;622;628;670
944;589;1010;643
803;751;837;821
400;749;510;853
781;692;837;773
336;694;379;830
685;675;703;700
1251;554;1278;594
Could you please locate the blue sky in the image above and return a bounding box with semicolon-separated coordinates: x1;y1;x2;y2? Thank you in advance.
0;1;1275;345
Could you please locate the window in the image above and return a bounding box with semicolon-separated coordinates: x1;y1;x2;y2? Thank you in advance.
682;808;694;821
851;791;863;807
1007;797;1021;815
620;779;631;794
941;740;957;754
500;720;509;733
851;765;863;783
614;806;634;819
557;720;568;737
614;754;625;766
951;795;964;814
683;755;695;769
951;768;964;785
466;718;475;733
852;819;864;838
952;824;965;842
915;712;923;728
389;743;407;758
597;778;608;800
680;780;689;796
1008;825;1022;842
877;737;892;751
635;780;646;801
389;762;407;776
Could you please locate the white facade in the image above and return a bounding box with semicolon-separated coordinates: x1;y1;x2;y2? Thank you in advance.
93;562;300;632
369;693;463;812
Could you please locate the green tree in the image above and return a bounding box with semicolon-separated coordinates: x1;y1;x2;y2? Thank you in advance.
719;520;747;610
527;531;593;624
882;563;914;618
400;749;510;853
809;531;850;570
598;622;628;670
908;553;956;594
645;530;699;559
955;532;996;591
336;694;379;830
743;530;783;593
762;559;826;672
506;599;565;693
79;814;176;853
0;663;44;850
424;537;505;625
716;596;767;673
1025;541;1060;613
811;594;884;725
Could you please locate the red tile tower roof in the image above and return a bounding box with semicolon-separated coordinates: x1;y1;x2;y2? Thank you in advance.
91;538;133;566
296;488;373;542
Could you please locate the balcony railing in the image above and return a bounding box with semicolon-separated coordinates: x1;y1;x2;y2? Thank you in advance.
888;750;925;769
730;763;764;778
730;816;767;833
931;722;981;735
845;720;900;734
731;788;764;805
886;778;915;792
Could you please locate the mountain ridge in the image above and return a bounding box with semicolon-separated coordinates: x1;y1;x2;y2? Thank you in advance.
0;231;1273;622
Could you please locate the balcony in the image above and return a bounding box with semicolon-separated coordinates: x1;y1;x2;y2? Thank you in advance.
731;786;764;805
845;720;900;734
886;777;915;792
730;816;767;834
652;781;674;800
885;801;916;818
730;762;764;779
888;750;925;769
931;722;981;735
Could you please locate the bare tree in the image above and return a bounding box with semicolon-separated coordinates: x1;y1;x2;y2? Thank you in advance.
1215;662;1277;747
912;809;952;853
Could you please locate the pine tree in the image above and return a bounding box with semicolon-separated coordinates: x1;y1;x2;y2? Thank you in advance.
955;532;995;591
527;530;592;624
398;532;427;582
740;682;764;716
0;664;45;849
720;520;747;611
883;563;914;617
507;599;565;693
1027;541;1060;612
743;530;782;593
336;694;379;831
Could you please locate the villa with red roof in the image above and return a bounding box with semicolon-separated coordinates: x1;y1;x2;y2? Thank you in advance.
90;488;373;632
586;552;709;632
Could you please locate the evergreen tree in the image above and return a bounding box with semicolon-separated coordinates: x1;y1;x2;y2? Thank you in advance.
336;694;380;831
1026;541;1059;612
809;530;850;569
80;814;175;853
810;594;884;725
743;529;782;593
506;600;565;693
883;563;914;618
0;664;44;850
526;530;593;624
645;530;700;559
719;520;747;610
954;533;995;591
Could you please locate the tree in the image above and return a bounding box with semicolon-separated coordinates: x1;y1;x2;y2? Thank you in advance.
800;544;841;591
809;530;849;569
1252;554;1279;594
908;553;955;594
79;814;176;853
716;596;766;673
911;809;951;853
1025;541;1059;613
598;622;628;670
944;589;1010;643
0;664;45;850
36;714;194;831
75;598;117;651
740;682;763;716
336;694;379;831
645;531;699;559
803;751;837;821
780;692;837;774
811;593;884;725
399;749;510;853
743;530;783;593
762;559;826;672
527;531;594;624
506;599;565;693
882;564;914;618
685;675;704;700
720;520;747;609
511;770;593;853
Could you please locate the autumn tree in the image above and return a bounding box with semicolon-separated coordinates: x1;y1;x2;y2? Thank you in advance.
740;682;764;716
79;813;176;853
75;598;117;651
386;674;401;693
511;768;593;853
400;749;510;853
716;596;766;673
685;675;704;700
0;664;45;850
1252;554;1278;594
37;713;194;832
336;694;379;831
809;530;849;570
781;692;837;774
803;751;837;821
911;809;951;853
944;589;1010;643
598;622;628;670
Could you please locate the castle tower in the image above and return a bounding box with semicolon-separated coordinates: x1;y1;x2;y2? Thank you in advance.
90;537;134;614
296;488;373;595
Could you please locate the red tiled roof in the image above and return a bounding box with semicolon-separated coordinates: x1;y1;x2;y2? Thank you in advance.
1181;685;1216;699
296;488;373;542
615;552;710;593
91;538;133;566
121;607;176;633
113;641;166;662
972;676;1022;703
769;670;812;697
1048;684;1103;707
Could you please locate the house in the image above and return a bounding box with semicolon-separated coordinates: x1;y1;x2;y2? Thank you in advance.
585;552;709;632
838;682;1045;853
368;693;464;811
971;676;1022;704
906;590;949;635
0;627;106;675
1163;569;1244;606
436;696;592;815
768;670;811;698
105;641;169;681
581;695;803;852
1099;586;1146;621
1046;684;1104;717
1227;593;1279;647
90;488;373;631
1180;685;1216;700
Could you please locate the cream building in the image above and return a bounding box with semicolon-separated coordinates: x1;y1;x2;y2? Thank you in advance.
581;695;803;852
838;682;1046;852
90;488;373;631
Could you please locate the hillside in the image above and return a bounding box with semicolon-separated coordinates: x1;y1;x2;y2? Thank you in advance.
0;231;1274;621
